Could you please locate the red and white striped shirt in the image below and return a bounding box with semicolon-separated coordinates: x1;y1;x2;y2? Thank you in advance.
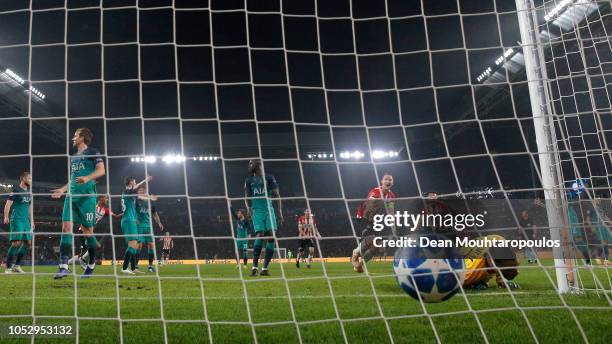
356;187;396;219
161;236;174;250
298;215;317;238
95;205;109;225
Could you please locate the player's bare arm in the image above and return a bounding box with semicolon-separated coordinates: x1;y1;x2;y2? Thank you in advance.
244;185;253;218
153;212;164;230
75;162;105;185
132;175;153;190
272;188;283;224
3;199;13;224
137;194;158;202
30;201;35;231
51;183;69;199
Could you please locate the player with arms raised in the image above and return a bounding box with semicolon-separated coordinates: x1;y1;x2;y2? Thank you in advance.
245;160;283;276
136;185;162;273
52;128;105;279
120;176;152;274
3;172;33;274
351;173;396;273
296;209;320;269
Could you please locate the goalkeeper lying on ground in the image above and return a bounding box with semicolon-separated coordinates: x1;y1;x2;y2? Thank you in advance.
461;234;521;290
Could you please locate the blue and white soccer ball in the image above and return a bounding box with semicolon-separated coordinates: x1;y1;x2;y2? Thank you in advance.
393;235;465;303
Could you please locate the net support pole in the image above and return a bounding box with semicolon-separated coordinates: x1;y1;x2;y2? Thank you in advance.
515;0;571;293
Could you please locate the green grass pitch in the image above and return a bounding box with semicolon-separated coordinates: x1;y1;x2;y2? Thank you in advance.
1;261;610;343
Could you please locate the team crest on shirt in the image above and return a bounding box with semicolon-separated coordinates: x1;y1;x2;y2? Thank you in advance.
71;161;86;173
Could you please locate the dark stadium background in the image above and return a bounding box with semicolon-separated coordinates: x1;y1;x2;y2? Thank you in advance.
0;0;609;262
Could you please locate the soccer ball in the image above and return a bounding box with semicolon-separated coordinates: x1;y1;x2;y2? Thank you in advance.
393;235;465;303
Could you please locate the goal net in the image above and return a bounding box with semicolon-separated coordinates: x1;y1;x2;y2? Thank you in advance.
529;0;612;293
0;0;610;343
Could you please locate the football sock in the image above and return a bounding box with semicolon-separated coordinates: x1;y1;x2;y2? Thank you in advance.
86;236;97;265
6;245;17;268
122;250;132;271
60;234;73;268
242;249;248;265
124;247;138;270
148;248;155;267
134;247;141;269
15;244;29;266
81;238;88;255
131;248;138;270
252;239;263;268
263;241;275;269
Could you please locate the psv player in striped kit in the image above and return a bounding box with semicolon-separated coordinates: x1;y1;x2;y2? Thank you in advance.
351;173;396;273
296;209;320;269
160;232;174;264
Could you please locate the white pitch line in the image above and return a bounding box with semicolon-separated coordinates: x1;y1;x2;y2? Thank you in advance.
0;291;550;302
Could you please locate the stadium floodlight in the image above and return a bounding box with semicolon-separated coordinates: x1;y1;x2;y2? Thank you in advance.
543;0;588;22
372;150;399;160
307;152;333;160
144;156;156;163
338;150;364;159
476;67;493;82
476;48;517;83
29;86;46;100
495;48;515;65
3;68;46;99
4;68;25;84
162;154;175;164
130;157;135;162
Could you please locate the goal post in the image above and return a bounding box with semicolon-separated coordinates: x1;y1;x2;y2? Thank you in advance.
516;0;612;295
516;0;572;293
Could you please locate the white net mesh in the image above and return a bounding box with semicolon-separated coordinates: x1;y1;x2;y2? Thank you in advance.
535;0;612;293
0;0;610;343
